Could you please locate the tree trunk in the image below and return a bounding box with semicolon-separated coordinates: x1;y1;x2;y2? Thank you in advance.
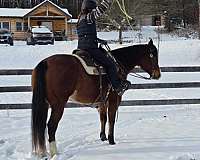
199;0;200;39
181;0;186;28
119;26;122;44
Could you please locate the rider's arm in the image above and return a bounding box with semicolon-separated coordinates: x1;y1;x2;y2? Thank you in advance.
86;0;112;23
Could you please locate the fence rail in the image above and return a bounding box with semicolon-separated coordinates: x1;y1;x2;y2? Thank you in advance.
1;98;200;110
0;66;200;109
1;82;200;93
0;66;200;75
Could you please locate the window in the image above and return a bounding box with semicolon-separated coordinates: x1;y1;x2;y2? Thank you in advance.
23;22;28;31
72;28;77;35
2;22;9;30
16;22;22;31
2;22;10;29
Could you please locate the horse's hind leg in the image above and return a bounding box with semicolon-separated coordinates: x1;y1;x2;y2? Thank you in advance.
98;104;108;141
47;102;65;157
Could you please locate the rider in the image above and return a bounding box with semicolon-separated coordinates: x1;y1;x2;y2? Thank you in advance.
77;0;130;96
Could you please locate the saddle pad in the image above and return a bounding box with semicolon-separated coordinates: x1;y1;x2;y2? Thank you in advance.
70;54;106;75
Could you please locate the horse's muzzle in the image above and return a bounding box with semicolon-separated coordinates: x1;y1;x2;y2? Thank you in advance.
151;69;161;79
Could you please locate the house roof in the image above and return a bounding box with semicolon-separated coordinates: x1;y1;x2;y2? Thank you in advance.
24;0;72;18
0;0;72;18
68;19;78;24
0;8;31;17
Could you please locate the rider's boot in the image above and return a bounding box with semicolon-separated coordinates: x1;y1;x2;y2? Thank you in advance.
115;80;131;96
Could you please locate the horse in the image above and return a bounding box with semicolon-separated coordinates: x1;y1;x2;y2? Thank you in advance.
31;39;161;157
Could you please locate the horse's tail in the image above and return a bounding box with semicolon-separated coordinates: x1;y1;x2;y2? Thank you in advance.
31;60;48;154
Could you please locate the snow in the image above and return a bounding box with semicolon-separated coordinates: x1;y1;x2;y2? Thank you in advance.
0;26;200;160
32;27;52;33
0;8;31;17
68;19;78;24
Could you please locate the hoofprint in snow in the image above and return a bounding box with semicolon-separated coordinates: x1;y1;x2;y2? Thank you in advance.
0;27;200;160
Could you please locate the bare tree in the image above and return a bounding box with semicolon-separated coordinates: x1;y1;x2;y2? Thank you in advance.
198;0;200;39
96;0;137;43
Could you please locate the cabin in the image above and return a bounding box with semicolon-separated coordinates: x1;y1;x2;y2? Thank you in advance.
0;0;78;40
138;15;165;26
67;19;78;40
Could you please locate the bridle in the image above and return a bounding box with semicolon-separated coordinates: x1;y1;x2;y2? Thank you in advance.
129;72;152;80
130;45;158;80
104;43;157;80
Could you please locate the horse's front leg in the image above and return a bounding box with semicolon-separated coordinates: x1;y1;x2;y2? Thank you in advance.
98;104;108;141
108;93;121;145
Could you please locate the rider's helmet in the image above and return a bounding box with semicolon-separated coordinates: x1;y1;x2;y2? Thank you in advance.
81;0;97;11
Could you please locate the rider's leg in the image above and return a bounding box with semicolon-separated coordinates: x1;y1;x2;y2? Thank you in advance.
88;48;120;88
87;48;130;95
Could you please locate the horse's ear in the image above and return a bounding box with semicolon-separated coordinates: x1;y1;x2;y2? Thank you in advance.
148;39;153;46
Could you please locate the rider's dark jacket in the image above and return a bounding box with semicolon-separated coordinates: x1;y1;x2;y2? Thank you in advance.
77;0;111;49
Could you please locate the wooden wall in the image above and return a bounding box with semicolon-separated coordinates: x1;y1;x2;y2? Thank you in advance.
0;17;25;40
28;3;68;17
67;23;78;40
0;17;69;40
0;2;74;40
30;19;66;31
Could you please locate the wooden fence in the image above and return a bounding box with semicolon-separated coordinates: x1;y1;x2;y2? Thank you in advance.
0;66;200;109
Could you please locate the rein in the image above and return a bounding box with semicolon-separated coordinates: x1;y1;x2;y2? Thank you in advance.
103;44;128;78
129;43;158;80
118;61;152;80
104;44;152;80
104;44;157;80
129;72;151;80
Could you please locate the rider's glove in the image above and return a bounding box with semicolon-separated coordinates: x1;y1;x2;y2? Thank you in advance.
97;38;107;45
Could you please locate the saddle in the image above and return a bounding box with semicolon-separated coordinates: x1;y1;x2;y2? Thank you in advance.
72;49;106;75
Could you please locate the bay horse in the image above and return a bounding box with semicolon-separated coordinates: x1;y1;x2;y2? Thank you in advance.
31;39;161;157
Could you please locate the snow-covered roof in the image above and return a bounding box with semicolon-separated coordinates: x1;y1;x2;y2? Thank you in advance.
0;0;72;18
61;9;72;17
47;0;72;17
0;8;31;17
68;19;78;24
23;0;72;18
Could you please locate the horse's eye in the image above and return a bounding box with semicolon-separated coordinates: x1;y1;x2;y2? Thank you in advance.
150;53;154;58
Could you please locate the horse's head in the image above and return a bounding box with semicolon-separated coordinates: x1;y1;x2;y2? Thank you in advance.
111;40;161;79
138;39;161;79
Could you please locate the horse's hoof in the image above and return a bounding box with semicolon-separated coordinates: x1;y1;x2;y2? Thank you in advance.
100;132;107;141
109;141;116;145
108;135;115;145
101;136;108;141
40;153;50;160
50;154;57;160
49;141;57;157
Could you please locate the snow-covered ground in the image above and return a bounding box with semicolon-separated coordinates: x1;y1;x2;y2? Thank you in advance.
0;27;200;160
